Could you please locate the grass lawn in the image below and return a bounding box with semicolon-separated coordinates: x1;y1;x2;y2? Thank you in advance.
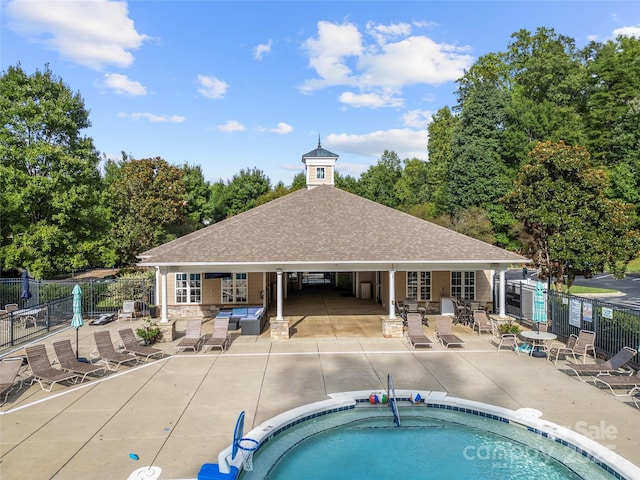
627;257;640;273
567;285;618;294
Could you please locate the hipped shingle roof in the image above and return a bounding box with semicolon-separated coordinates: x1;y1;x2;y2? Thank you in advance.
138;186;526;271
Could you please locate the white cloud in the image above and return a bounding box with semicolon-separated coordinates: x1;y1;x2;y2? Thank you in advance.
119;112;185;123
365;21;412;45
6;0;149;70
216;120;245;132
358;36;473;88
270;122;293;134
327;128;427;160
254;39;273;60
100;73;146;96
258;122;294;134
336;162;371;178
339;91;403;108
402;109;433;129
613;25;640;38
197;75;229;99
300;21;363;92
299;20;474;102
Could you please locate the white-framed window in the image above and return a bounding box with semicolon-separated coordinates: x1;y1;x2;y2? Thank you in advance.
407;271;431;301
175;273;202;304
451;271;475;300
222;273;248;303
316;167;325;179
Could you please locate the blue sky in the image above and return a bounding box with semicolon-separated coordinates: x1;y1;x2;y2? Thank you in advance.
2;1;639;186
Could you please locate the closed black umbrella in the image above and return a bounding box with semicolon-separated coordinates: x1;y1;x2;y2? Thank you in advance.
21;270;32;307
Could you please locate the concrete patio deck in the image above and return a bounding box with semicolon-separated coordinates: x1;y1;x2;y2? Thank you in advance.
1;288;639;479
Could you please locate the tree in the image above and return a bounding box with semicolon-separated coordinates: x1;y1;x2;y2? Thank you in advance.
503;28;587;164
394;158;430;209
255;181;291;206
358;150;402;208
456;52;510;107
290;172;306;190
0;64;105;278
180;163;211;229
206;180;227;224
335;172;360;195
448;81;512;213
583;36;640;166
104;157;187;265
438;207;495;244
502;141;639;289
427;106;458;214
223;167;271;217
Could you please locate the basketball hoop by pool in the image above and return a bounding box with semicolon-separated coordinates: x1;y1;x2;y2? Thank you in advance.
200;390;640;480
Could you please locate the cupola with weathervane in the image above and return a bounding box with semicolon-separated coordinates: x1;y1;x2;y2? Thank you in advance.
301;137;339;189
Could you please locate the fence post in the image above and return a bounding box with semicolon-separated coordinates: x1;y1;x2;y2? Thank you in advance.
9;312;15;346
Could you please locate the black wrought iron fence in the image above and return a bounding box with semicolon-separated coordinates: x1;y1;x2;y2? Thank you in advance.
498;280;640;370
0;296;73;349
0;277;155;350
0;277;155;316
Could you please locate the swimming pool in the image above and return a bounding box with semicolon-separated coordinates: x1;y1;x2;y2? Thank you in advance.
211;390;640;480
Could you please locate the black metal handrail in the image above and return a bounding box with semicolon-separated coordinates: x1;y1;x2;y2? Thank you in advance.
387;373;401;427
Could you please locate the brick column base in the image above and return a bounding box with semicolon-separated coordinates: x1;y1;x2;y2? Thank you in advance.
270;318;290;340
382;317;404;338
157;319;177;342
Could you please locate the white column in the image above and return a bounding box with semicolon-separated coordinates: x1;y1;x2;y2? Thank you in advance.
388;269;396;319
262;272;267;309
154;267;160;306
161;269;169;323
276;269;284;320
499;269;506;317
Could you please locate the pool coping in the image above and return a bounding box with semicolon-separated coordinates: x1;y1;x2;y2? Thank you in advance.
215;389;640;480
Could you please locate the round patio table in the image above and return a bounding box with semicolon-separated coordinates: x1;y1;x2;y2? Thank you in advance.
520;331;557;358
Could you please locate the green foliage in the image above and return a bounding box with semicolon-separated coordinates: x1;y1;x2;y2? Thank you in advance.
135;319;162;344
104;157;187;265
223;167;271;217
402;203;438;222
335;172;360;195
0;64;106;278
485;204;520;250
583;36;640;165
394;158;430;209
448;81;512;213
358;150;402;208
206;181;228;224
503;141;640;289
255;181;291;206
290;172;307;190
98;270;154;308
498;323;521;335
181;163;211;229
438;207;496;244
427;107;458;214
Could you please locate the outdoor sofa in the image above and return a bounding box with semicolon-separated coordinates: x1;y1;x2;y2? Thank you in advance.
215;307;266;335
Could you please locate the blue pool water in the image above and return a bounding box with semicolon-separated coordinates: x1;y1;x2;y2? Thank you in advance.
239;406;619;480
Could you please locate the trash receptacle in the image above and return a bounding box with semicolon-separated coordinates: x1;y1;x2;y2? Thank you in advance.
360;282;372;300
